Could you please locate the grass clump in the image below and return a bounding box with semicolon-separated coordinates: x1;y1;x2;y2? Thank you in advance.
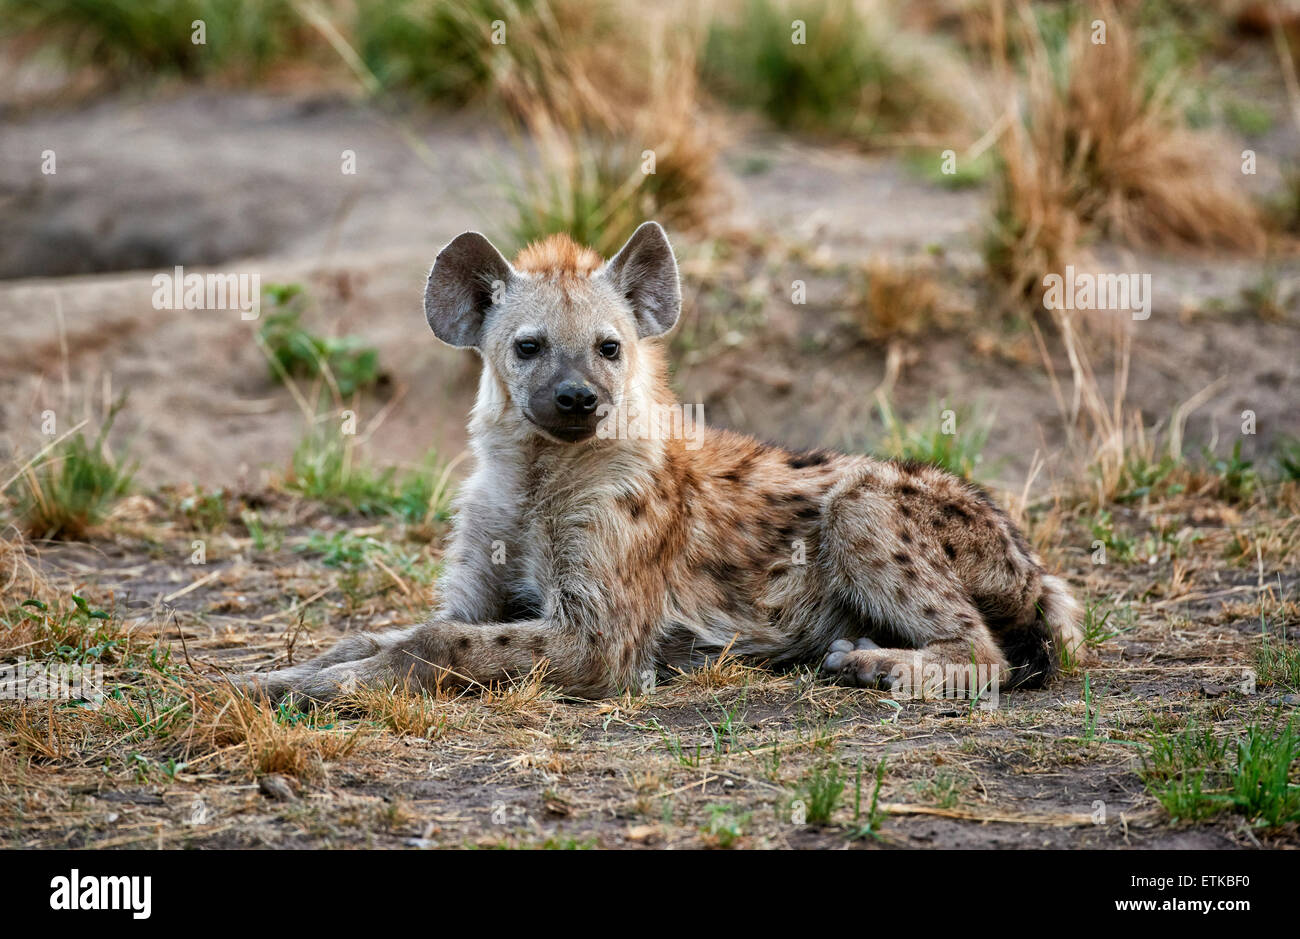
1256;616;1300;694
1141;716;1300;828
1268;169;1300;236
286;426;453;525
1204;440;1259;504
342;683;450;738
353;0;525;106
847;757;888;841
0;0;316;81
506;140;647;259
699;803;751;848
174;484;234;533
985;6;1265;300
258;285;381;397
1278;437;1300;482
353;0;719;254
1;591;128;664
354;0;626;118
797;759;845;825
504;37;718;257
1110;449;1182;505
850;257;962;341
875;399;990;479
700;0;957;144
193;680;367;781
9;400;135;540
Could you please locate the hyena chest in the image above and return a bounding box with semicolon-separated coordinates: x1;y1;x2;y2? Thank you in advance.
498;495;592;621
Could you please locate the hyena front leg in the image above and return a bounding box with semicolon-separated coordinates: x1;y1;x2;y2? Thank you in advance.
240;618;638;704
431;499;518;623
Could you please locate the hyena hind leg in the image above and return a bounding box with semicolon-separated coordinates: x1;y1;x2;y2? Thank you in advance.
822;635;1007;696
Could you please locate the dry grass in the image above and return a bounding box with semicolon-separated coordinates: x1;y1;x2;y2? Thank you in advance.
663;636;775;692
985;1;1267;300
188;680;368;780
344;682;450;738
0;528;60;613
849;257;966;341
505;23;722;255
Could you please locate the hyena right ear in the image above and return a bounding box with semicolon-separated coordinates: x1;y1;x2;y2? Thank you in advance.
599;221;681;338
424;232;515;348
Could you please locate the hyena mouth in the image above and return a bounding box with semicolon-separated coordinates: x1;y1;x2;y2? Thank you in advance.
550;425;598;442
523;411;599;443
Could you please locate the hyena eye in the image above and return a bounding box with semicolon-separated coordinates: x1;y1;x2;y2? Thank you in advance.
599;340;620;360
515;339;541;359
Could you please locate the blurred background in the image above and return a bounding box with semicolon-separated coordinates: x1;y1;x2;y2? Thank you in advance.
1;0;1298;514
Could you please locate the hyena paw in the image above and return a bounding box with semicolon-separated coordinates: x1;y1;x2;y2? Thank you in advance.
822;639;910;691
228;669;294;704
235;660;370;706
235;634;388;705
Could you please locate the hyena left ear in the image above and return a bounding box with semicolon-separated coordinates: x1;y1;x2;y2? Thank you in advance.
424;231;516;348
598;221;681;338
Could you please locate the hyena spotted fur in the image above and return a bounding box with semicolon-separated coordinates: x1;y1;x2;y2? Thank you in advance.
244;222;1084;702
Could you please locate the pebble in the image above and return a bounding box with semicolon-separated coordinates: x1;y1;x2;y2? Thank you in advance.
258;774;296;802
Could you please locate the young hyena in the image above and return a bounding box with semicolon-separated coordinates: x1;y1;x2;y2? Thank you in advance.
243;222;1083;702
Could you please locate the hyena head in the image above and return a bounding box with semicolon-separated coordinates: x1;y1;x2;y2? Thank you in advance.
424;221;681;444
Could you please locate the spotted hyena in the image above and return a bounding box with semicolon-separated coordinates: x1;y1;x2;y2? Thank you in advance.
243;222;1083;703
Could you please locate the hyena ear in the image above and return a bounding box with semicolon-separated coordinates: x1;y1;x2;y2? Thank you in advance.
424;231;515;348
598;221;681;338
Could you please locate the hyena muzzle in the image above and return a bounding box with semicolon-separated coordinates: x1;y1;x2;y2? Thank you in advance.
240;221;1084;703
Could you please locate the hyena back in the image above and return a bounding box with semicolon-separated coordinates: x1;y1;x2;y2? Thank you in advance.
246;222;1083;702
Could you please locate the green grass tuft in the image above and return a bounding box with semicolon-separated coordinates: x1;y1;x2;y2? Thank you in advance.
1141;716;1300;828
353;0;524;105
286;426;452;525
0;0;310;79
1205;440;1258;504
1279;437;1300;482
258;285;381;398
700;0;952;145
699;803;750;848
11;399;135;540
798;759;845;826
1256;621;1300;694
875;399;990;479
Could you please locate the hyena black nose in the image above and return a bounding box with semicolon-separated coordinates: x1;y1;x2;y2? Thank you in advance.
554;380;598;416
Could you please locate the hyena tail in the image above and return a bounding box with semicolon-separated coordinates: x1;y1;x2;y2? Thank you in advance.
1039;574;1085;662
995;574;1085;689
